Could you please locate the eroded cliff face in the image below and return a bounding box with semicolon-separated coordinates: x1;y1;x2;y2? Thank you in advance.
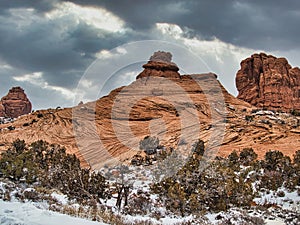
0;87;32;118
236;53;300;111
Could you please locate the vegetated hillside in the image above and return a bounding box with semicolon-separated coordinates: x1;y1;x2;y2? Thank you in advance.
0;52;299;169
1;139;300;224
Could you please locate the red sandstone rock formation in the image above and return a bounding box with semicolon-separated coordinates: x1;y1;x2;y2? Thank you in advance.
0;87;32;118
236;53;300;111
0;102;5;117
136;51;180;79
1;52;299;169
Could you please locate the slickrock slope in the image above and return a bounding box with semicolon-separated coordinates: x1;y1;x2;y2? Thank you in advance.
0;87;32;118
236;53;300;111
0;52;299;169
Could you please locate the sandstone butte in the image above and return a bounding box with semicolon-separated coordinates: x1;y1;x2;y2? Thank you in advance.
0;87;32;118
0;52;299;169
236;52;300;111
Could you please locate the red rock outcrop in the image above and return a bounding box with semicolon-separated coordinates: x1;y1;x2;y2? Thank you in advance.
136;51;180;79
0;87;32;118
0;102;5;117
236;53;300;111
0;52;254;169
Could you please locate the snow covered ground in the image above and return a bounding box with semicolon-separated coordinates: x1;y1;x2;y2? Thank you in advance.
0;200;108;225
1;162;299;224
254;188;300;211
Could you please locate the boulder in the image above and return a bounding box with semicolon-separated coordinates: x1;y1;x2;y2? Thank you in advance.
136;51;180;79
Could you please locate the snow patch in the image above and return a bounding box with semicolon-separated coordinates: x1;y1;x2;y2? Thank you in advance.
51;192;68;205
0;200;107;225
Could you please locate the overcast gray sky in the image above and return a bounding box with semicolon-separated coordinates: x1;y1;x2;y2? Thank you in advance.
0;0;299;109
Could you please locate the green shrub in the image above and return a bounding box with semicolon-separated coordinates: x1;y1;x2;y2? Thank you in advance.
239;148;257;166
245;115;254;122
152;141;255;214
290;109;300;116
0;139;109;203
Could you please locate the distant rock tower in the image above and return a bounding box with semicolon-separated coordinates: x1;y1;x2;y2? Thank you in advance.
0;87;32;118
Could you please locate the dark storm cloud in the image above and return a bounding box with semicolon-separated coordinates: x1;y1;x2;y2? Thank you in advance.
1;0;298;76
0;0;299;109
0;17;124;71
68;0;300;51
69;0;192;30
0;4;135;89
69;23;134;55
0;20;83;72
0;0;148;109
0;0;57;13
0;68;19;98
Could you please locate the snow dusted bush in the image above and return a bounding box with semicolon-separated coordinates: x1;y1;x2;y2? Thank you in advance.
151;141;300;216
215;208;265;225
151;141;255;215
123;190;153;215
0;139;110;204
239;148;258;166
